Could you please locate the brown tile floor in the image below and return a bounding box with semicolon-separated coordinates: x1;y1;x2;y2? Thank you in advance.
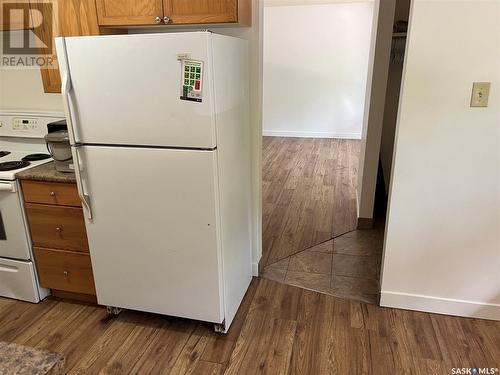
261;222;384;304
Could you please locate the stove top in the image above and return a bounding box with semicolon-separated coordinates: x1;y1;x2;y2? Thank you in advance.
0;151;52;180
0;111;65;180
22;153;51;161
0;160;30;171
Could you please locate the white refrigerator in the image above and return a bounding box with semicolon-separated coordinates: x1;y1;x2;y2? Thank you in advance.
56;31;252;332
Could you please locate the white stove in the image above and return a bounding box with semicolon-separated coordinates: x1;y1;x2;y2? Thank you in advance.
0;111;65;303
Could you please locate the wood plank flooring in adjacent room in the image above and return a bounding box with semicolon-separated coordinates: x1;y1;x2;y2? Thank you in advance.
262;137;360;267
1;279;499;374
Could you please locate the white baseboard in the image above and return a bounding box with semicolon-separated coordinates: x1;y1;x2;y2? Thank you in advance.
380;291;500;321
262;130;362;139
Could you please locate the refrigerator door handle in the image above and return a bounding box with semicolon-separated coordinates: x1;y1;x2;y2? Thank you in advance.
72;146;93;220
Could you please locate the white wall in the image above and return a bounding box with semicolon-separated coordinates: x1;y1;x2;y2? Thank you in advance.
381;0;500;320
262;2;373;139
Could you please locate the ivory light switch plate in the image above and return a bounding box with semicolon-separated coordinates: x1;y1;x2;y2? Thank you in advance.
470;82;491;107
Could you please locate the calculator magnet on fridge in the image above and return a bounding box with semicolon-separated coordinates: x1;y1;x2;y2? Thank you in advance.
180;59;204;103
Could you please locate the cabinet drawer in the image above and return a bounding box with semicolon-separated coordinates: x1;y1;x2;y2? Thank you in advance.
33;247;96;295
25;204;89;252
22;180;81;207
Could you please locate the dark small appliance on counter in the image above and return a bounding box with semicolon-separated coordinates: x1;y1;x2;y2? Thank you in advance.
45;119;73;173
47;119;68;134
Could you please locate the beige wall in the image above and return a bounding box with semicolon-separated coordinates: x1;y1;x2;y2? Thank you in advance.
0;66;63;111
381;0;500;320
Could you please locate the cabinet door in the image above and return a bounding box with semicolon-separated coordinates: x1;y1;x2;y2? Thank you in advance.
95;0;163;26
0;0;31;31
163;0;237;24
32;0;100;93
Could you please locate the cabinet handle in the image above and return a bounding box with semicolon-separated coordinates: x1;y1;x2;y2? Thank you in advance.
56;227;62;232
163;16;170;24
63;270;69;277
50;191;56;196
155;16;162;24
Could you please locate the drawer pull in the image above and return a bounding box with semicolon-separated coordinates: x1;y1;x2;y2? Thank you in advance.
56;227;62;232
50;191;56;196
63;270;69;277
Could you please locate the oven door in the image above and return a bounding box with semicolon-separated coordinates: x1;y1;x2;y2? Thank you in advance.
0;181;31;260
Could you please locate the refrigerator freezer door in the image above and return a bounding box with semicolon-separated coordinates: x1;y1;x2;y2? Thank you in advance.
60;32;216;148
78;145;224;323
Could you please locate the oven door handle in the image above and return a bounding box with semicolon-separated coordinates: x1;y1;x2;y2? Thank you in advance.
0;183;16;193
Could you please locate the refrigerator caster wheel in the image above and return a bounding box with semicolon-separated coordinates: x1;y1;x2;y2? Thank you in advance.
106;306;123;317
102;307;123;323
214;321;227;334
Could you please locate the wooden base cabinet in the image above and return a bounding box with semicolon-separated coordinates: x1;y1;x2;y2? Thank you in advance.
21;180;97;303
33;247;96;296
96;0;250;26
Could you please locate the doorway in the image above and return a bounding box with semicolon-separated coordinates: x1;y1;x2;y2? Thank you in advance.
260;0;408;305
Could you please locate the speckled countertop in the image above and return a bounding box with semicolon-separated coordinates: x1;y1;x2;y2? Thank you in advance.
16;161;76;183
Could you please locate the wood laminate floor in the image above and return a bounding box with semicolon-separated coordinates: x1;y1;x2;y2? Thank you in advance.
262;137;360;267
1;278;499;374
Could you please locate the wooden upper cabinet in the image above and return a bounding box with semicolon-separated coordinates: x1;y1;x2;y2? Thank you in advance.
95;0;164;26
96;0;250;26
164;0;236;24
1;0;32;31
32;0;100;93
